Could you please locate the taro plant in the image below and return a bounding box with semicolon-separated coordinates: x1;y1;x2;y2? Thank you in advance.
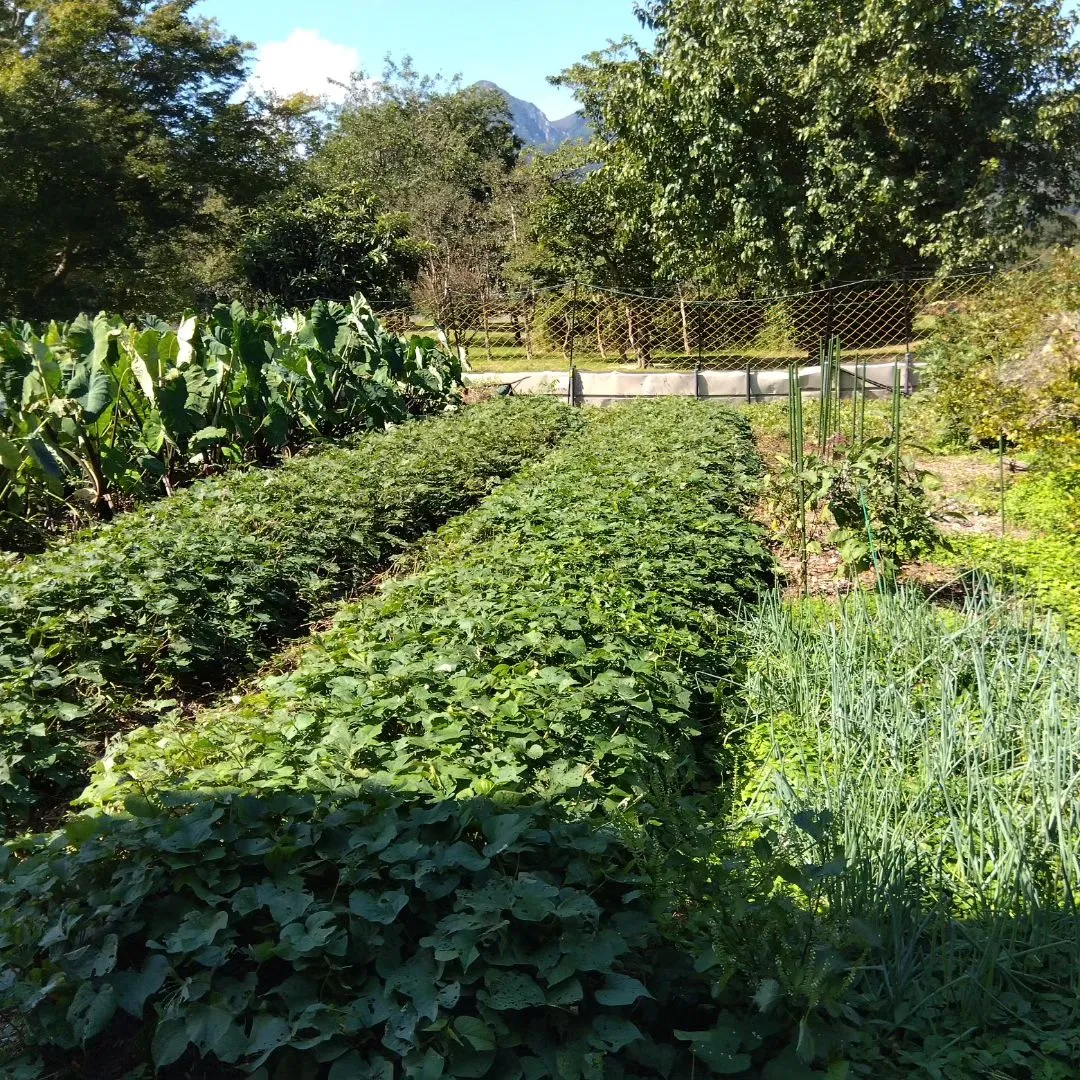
0;296;463;549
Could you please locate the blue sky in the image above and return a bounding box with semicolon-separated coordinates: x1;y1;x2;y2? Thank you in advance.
197;0;649;119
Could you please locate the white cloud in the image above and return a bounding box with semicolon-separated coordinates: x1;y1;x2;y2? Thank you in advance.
247;29;359;104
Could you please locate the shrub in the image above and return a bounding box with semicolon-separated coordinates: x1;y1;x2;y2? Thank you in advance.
923;249;1080;450
0;398;580;829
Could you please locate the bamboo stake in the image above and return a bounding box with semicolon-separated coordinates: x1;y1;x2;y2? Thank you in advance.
892;360;902;511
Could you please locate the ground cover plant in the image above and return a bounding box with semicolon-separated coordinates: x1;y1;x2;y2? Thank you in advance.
941;533;1080;641
0;296;461;549
736;588;1080;1076
0;400;796;1078
1;790;815;1080
0;398;579;830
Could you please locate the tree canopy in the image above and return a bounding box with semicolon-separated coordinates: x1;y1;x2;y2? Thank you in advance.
3;0;1080;316
563;0;1080;288
0;0;300;316
512;145;659;291
236;182;424;308
312;63;523;299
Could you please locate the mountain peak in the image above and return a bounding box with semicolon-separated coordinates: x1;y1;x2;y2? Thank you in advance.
472;81;591;149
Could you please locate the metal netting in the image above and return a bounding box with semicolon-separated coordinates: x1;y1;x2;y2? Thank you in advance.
373;272;994;371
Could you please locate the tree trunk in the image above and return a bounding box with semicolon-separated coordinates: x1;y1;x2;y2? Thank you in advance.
34;244;79;300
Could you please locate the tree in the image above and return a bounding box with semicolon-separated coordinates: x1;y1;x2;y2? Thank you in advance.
563;0;1080;289
0;0;301;317
313;62;522;300
512;143;659;291
235;182;424;308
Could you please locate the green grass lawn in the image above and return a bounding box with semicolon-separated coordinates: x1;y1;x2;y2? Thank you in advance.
460;342;917;374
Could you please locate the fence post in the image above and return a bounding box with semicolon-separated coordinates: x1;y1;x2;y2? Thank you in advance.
481;289;493;366
567;282;579;371
522;290;534;365
823;284;836;353
694;296;703;399
696;297;704;367
568;364;577;407
903;278;915;396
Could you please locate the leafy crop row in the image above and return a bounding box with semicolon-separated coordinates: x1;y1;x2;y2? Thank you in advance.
3;791;793;1080
0;296;461;549
0;398;579;829
87;400;771;813
1;401;779;1079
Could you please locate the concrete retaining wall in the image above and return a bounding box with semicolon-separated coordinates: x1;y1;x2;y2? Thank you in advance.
466;361;922;406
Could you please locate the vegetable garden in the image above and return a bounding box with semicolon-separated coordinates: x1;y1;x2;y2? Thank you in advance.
2;266;1080;1078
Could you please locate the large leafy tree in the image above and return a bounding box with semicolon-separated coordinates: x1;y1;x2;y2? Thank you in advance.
313;62;522;300
564;0;1080;288
512;144;659;291
0;0;299;317
235;182;424;308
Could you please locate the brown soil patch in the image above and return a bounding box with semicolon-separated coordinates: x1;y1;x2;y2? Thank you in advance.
774;547;878;601
916;454;1031;538
750;430;1024;599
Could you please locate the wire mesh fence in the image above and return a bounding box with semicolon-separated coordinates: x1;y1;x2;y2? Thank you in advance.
374;271;994;371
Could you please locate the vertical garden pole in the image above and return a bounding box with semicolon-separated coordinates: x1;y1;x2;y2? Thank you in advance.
858;359;868;448
903;279;916;397
999;435;1007;537
567;282;579;373
818;338;827;453
795;367;809;595
831;336;841;448
892;360;902;511
790;360;799;449
851;343;859;444
998;350;1006;538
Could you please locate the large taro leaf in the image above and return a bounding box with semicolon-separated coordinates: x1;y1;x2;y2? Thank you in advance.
23;340;62;403
0;433;21;474
129;328;165;403
300;301;345;354
66;345;114;423
176;315;199;368
25;431;68;493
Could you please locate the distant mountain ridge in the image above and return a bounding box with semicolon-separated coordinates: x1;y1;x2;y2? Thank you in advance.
474;81;591;149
